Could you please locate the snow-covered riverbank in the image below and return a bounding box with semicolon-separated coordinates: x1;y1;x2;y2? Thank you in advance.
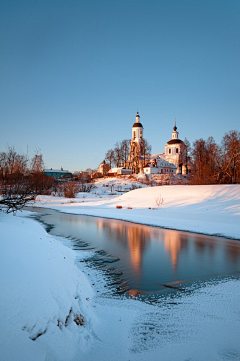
35;184;240;239
0;212;97;361
1;184;240;360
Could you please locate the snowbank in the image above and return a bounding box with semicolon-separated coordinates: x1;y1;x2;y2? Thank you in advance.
0;212;95;361
35;184;240;239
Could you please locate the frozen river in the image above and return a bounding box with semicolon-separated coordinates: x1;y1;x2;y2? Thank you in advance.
31;207;240;297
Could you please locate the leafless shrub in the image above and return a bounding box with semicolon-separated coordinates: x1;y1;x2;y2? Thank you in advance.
78;183;95;192
74;314;84;326
131;184;140;190
63;182;80;198
155;194;164;206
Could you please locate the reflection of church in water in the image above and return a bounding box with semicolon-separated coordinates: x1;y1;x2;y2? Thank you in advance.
127;111;189;175
164;231;188;270
96;218;187;273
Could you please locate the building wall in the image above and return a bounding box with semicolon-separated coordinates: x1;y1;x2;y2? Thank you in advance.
44;171;72;178
144;167;176;175
164;143;187;174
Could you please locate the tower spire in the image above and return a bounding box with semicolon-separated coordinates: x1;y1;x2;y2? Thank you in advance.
173;118;177;131
135;110;140;123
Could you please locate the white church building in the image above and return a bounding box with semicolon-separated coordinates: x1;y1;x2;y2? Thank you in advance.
127;112;188;175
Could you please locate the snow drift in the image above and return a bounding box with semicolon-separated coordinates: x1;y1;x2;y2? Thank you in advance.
0;213;95;361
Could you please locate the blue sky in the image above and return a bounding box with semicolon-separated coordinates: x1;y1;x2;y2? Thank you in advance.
1;0;239;171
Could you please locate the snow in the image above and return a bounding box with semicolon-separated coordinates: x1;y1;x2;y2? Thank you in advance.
0;183;240;360
0;213;95;361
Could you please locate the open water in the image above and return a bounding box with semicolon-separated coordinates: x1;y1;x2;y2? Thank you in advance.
30;207;240;297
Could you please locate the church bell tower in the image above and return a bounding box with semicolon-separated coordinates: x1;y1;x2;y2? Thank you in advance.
131;111;143;142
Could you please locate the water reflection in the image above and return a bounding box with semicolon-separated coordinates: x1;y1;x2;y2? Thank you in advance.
31;208;240;294
226;242;240;262
95;218;240;271
164;231;188;270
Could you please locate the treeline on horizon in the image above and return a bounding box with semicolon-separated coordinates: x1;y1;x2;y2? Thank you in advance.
104;130;240;185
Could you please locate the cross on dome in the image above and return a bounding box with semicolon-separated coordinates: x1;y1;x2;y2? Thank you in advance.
173;118;177;131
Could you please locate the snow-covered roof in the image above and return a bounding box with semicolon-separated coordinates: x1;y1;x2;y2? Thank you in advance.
108;167;123;173
147;153;165;159
157;160;177;168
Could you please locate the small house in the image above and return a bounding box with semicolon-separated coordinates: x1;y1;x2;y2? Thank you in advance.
44;168;72;179
143;158;177;175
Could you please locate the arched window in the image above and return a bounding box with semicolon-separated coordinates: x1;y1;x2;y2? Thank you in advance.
133;131;136;139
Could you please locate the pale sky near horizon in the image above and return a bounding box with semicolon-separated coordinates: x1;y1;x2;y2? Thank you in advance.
1;0;239;171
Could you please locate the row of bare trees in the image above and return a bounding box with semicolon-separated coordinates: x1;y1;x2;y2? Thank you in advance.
104;138;151;172
0;147;56;213
128;138;151;173
105;139;130;169
190;130;240;184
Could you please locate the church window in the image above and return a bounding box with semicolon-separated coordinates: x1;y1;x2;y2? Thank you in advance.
133;131;136;139
176;148;178;153
169;149;171;154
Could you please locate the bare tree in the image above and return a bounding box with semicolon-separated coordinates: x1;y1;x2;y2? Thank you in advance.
120;139;130;167
128;138;152;173
31;154;44;173
0;147;35;213
113;141;123;167
85;168;93;176
191;138;208;184
0;147;55;213
105;149;115;169
184;137;191;174
141;138;152;167
128;142;142;173
221;130;240;184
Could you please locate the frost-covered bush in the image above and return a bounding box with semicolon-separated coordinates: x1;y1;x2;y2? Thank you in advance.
63;182;80;198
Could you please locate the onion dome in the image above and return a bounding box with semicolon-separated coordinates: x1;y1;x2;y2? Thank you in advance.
132;110;143;127
132;122;143;128
167;139;183;145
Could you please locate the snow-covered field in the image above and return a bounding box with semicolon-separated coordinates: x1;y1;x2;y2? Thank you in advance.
1;183;240;360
